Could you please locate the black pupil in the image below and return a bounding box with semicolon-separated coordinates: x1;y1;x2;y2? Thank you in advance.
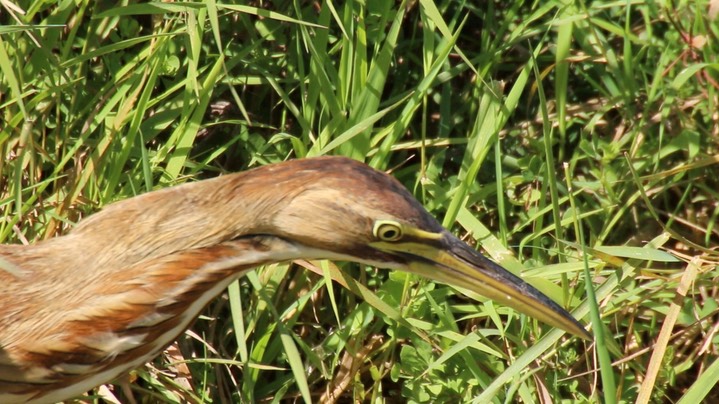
383;228;398;239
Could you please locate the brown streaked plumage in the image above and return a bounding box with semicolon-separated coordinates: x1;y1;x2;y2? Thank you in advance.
0;156;589;403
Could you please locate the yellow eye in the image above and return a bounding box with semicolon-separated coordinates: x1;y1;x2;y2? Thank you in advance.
373;221;403;241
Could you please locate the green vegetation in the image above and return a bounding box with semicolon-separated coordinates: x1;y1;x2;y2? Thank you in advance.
2;0;718;402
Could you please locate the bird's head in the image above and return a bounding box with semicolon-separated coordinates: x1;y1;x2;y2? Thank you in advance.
249;157;590;339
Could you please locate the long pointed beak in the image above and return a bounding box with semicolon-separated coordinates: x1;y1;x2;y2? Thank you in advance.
372;231;591;340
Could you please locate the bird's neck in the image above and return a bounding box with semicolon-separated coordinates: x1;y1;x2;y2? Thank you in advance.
68;173;296;268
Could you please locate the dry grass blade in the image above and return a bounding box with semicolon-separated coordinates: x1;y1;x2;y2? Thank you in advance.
636;257;701;404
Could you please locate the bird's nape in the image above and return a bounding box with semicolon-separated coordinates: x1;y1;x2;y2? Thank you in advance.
0;156;589;403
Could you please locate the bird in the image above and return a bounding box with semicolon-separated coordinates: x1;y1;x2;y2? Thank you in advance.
0;156;589;403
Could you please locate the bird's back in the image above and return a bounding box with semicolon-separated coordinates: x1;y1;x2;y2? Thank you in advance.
0;232;272;403
0;174;262;403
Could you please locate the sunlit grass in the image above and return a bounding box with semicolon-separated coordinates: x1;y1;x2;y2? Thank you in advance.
1;1;718;402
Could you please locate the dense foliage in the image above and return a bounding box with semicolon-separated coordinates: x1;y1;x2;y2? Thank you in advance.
1;1;718;402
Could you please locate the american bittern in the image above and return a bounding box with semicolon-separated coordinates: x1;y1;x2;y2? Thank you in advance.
0;156;589;403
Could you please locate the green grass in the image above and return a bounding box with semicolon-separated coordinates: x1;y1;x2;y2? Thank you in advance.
2;1;719;402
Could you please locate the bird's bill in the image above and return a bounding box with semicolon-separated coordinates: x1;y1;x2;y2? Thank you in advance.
371;230;591;340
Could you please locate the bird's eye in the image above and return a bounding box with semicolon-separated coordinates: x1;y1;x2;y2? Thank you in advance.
373;221;403;241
